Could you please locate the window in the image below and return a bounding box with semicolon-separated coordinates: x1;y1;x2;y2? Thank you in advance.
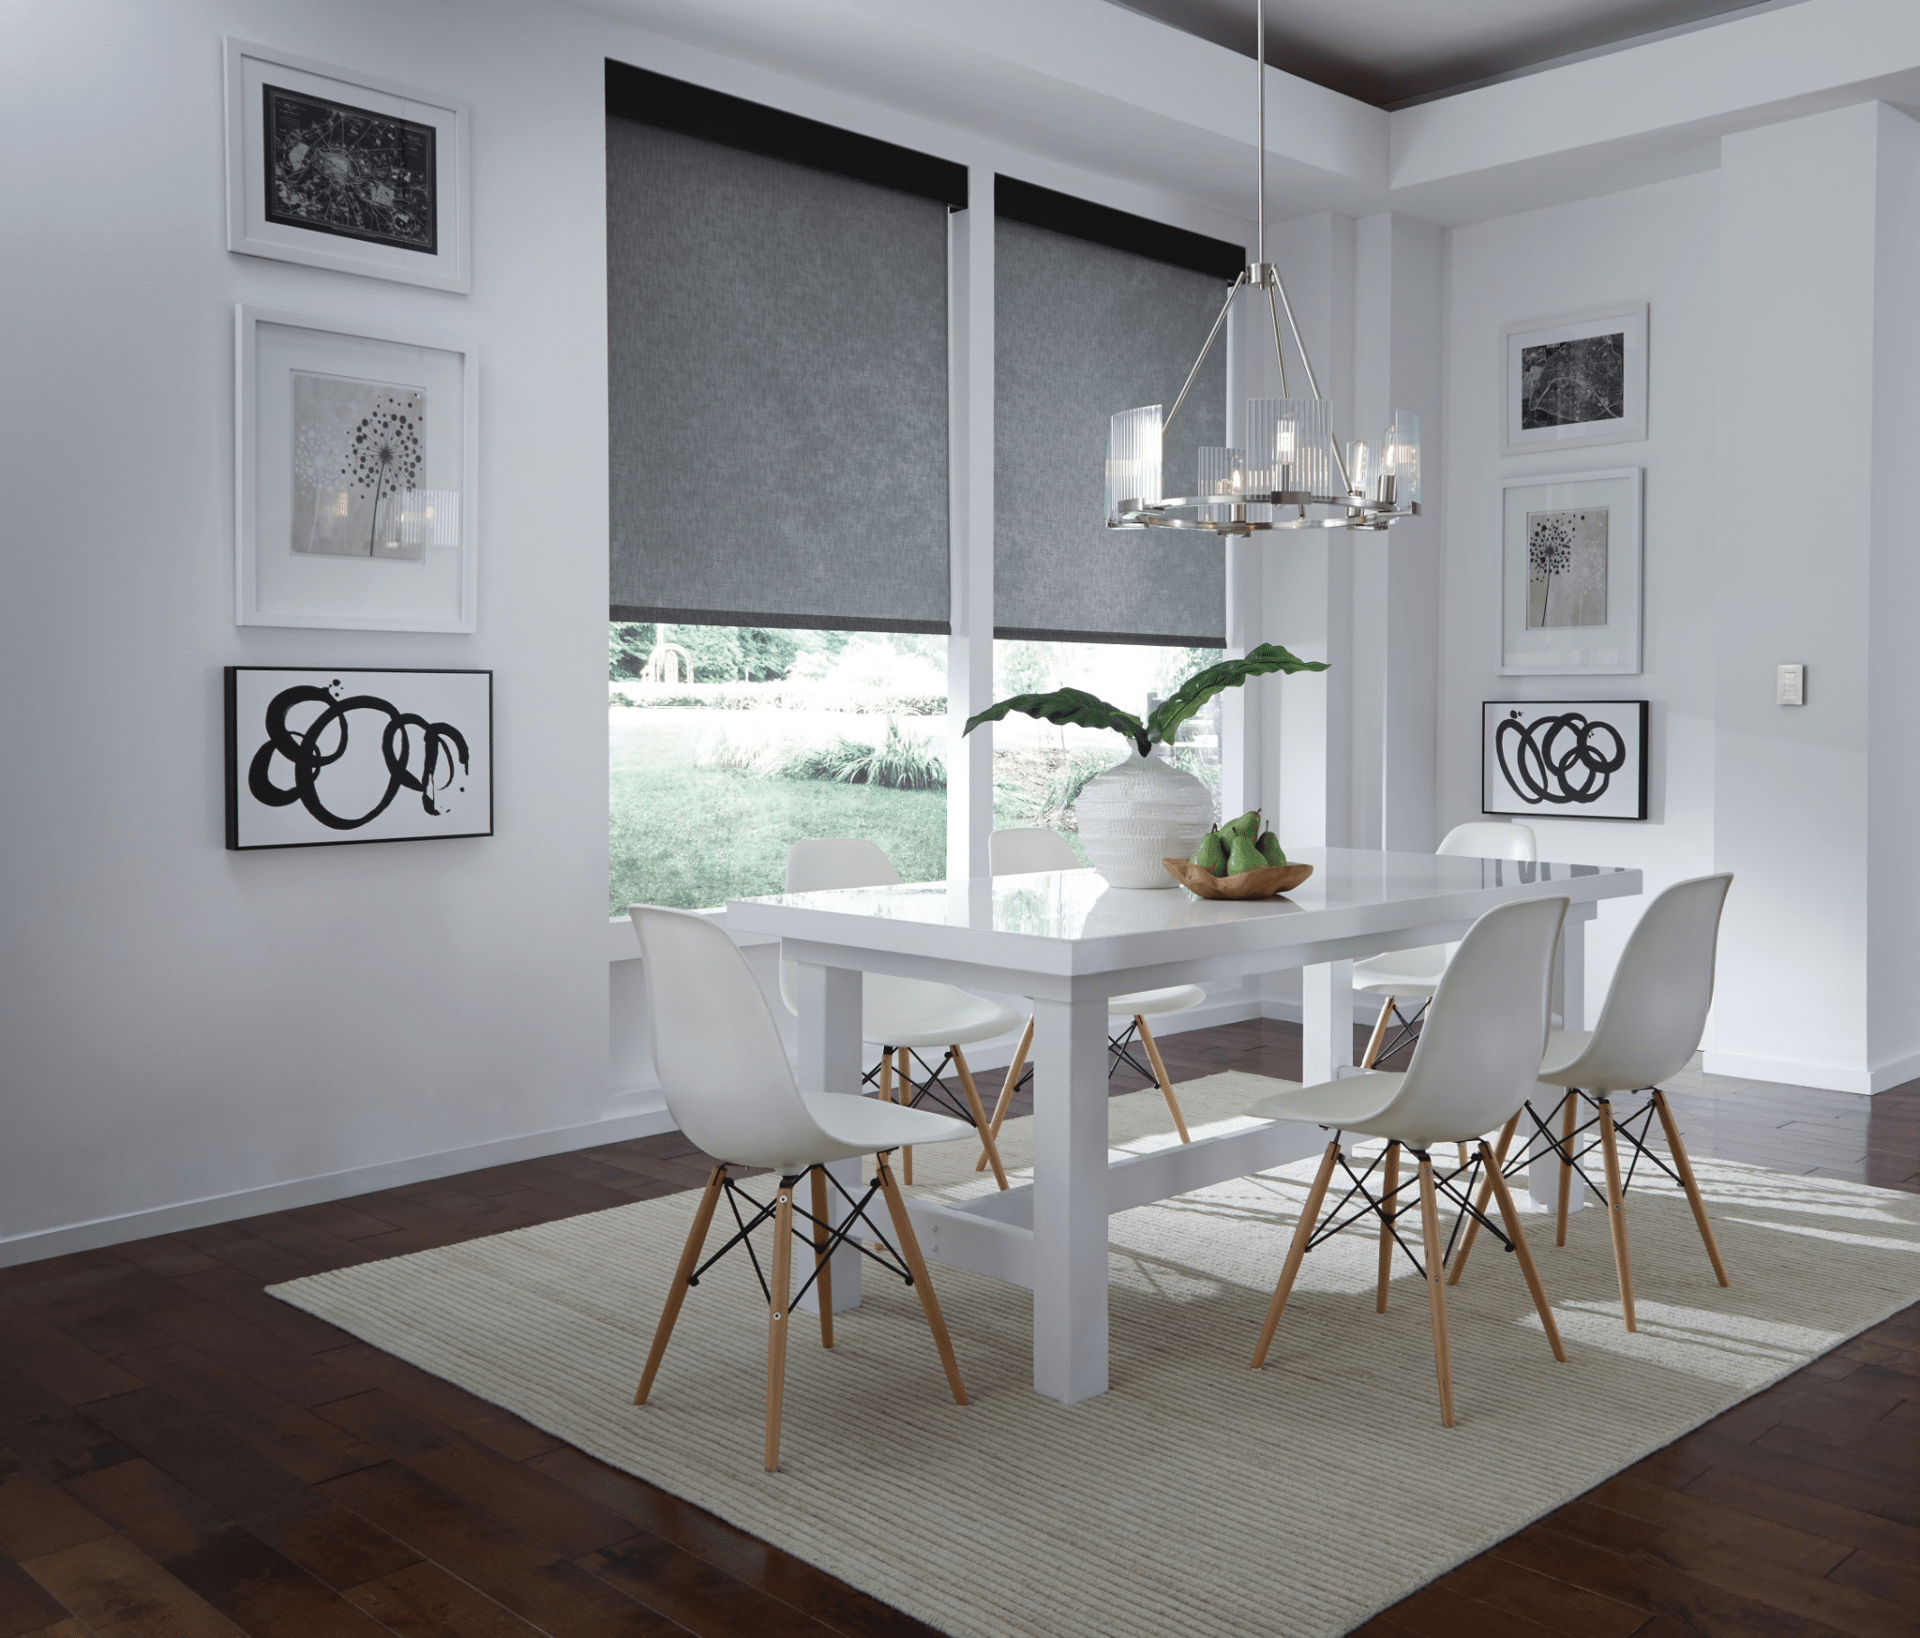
611;623;947;911
990;638;1222;863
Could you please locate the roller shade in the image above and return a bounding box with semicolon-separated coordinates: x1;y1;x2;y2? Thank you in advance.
994;193;1236;647
606;67;957;632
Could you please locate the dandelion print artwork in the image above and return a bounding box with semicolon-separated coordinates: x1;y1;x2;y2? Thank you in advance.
1526;507;1608;629
291;372;426;561
264;85;437;253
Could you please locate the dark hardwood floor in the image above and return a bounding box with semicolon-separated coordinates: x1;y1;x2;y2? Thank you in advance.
0;1020;1913;1637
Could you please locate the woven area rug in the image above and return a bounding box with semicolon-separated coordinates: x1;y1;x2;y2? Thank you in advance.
271;1074;1920;1638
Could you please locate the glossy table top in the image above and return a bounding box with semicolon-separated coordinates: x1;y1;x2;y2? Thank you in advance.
727;847;1640;979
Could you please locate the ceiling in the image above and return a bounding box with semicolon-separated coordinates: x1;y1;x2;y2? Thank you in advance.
1105;0;1789;106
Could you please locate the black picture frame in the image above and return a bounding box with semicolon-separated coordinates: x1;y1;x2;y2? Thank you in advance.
1481;699;1649;822
225;666;493;851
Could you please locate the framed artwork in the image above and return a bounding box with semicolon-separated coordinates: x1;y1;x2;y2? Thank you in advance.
1499;467;1641;675
1482;700;1648;822
1502;303;1646;455
225;667;492;850
224;38;471;293
236;304;477;631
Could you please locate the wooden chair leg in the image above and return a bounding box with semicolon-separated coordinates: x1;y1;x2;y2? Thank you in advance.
1416;1155;1455;1428
977;1017;1032;1172
1135;1018;1191;1143
876;1155;967;1405
879;1049;893;1106
1597;1097;1637;1332
1360;997;1394;1069
809;1166;834;1349
897;1048;914;1184
1556;1092;1578;1247
1447;1112;1519;1286
1252;1140;1340;1369
1376;1141;1401;1313
635;1165;726;1405
1653;1089;1730;1287
764;1177;797;1471
1480;1141;1568;1362
950;1046;1009;1190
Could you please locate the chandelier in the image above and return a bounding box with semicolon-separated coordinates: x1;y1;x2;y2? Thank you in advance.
1105;0;1420;536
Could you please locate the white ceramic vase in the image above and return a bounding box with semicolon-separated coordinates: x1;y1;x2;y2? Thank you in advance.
1074;748;1216;889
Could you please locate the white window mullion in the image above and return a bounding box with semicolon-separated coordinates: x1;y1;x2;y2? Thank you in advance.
947;174;995;881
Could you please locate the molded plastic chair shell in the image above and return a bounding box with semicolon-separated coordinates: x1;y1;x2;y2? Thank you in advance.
1539;874;1733;1094
1353;821;1538;1001
988;827;1203;1018
778;840;1022;1047
1250;895;1569;1149
631;904;965;1173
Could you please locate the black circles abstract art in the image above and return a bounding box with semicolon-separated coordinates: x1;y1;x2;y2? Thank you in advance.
225;667;492;850
1482;699;1648;822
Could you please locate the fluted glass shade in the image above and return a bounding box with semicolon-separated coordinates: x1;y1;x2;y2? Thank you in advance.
1105;405;1164;525
1245;398;1329;499
1380;410;1420;506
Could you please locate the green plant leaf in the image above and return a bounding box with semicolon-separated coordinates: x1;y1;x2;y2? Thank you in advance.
964;688;1149;757
1147;643;1330;746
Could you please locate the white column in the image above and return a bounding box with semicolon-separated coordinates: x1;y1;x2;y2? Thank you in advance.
793;960;865;1311
946;179;994;883
1029;994;1110;1403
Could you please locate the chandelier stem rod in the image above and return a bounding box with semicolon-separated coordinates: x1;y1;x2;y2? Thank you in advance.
1161;270;1246;441
1256;0;1265;269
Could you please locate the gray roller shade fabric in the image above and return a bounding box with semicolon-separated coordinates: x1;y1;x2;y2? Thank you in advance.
607;118;951;631
995;217;1228;646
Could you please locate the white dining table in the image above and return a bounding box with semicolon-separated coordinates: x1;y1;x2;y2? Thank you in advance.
726;846;1641;1404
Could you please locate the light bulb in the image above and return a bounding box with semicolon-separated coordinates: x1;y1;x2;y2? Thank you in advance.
1347;440;1371;497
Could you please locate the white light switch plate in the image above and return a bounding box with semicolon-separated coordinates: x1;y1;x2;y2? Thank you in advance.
1776;663;1805;705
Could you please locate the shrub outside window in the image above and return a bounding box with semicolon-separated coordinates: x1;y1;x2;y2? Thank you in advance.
610;623;947;912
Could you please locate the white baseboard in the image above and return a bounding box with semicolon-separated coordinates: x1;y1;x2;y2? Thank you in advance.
1698;1048;1917;1096
0;1100;679;1270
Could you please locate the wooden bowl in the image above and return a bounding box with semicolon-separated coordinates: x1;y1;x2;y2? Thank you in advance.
1162;858;1314;900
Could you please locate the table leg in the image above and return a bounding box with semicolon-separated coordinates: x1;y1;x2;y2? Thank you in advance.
1530;908;1589;1215
793;960;865;1313
1303;960;1355;1086
1030;995;1110;1404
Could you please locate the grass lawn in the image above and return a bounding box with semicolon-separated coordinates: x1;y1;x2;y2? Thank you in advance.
611;711;947;911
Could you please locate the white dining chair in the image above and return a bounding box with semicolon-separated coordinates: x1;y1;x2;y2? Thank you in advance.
1352;821;1537;1071
781;839;1021;1190
980;827;1204;1163
1242;895;1571;1427
1448;875;1734;1333
630;904;972;1472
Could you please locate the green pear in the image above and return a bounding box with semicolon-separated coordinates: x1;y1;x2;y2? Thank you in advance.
1257;830;1286;867
1222;808;1261;841
1227;833;1266;875
1191;831;1229;875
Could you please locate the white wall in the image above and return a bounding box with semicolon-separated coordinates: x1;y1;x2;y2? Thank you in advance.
0;0;1263;1264
1439;170;1723;1026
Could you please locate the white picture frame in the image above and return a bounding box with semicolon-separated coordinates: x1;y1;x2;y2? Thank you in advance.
1502;302;1646;455
224;37;471;293
1499;467;1642;675
236;304;478;632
